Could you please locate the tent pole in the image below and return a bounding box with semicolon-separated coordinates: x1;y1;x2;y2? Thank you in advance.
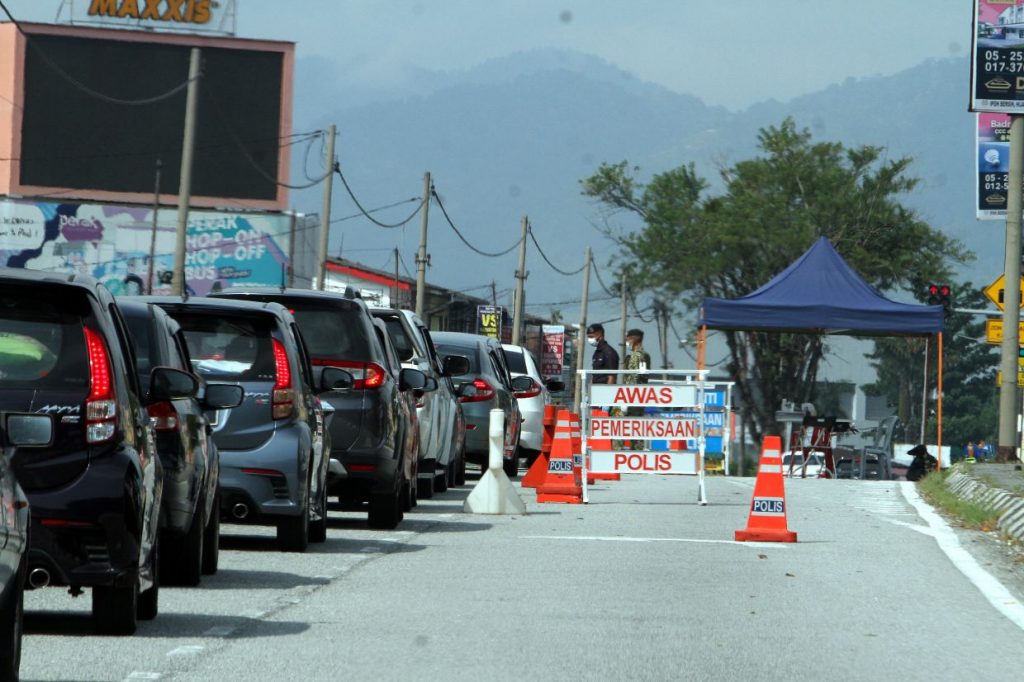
920;336;928;444
937;332;943;469
697;325;707;370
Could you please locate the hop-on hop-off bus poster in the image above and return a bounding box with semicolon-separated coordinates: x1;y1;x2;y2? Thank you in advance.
971;0;1024;113
0;199;291;295
978;112;1012;219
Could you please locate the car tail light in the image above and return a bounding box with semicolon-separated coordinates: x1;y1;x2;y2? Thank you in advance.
84;326;117;444
312;359;387;390
147;401;178;432
272;338;295;420
514;378;542;399
348;463;375;473
459;377;495;403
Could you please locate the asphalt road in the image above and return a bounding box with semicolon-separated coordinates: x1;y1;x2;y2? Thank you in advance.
19;471;1024;681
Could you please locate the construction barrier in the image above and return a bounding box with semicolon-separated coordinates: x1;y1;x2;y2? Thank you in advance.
587;409;620;482
464;408;527;515
536;409;583;504
735;435;796;542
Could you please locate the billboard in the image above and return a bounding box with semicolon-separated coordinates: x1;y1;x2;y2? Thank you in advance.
978;112;1012;218
971;0;1024;112
477;305;502;339
0;198;291;296
540;324;565;378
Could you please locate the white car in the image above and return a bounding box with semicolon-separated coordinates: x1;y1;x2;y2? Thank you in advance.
782;451;826;478
502;343;564;466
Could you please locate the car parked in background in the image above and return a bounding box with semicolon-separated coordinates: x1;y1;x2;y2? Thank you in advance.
371;308;467;496
432;332;529;478
119;299;243;585
149;296;342;552
0;413;32;680
502;343;564;466
0;269;187;635
209;289;425;530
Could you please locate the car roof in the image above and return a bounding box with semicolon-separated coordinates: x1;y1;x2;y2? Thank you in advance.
130;295;292;320
0;267;101;290
214;287;367;308
432;331;498;348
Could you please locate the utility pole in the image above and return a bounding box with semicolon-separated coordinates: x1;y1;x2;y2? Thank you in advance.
147;158;162;294
573;247;592;412
316;124;337;291
511;215;529;345
414;171;432;318
286;210;297;288
172;48;201;298
491;281;497;308
619;271;628;365
393;247;400;307
998;115;1024;464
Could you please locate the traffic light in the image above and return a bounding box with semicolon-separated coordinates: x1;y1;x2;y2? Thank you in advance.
927;283;952;308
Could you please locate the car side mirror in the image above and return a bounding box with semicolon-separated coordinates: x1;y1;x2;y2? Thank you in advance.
545;378;566;393
4;413;53;447
510;375;535;392
149;366;199;403
422;376;438;392
442;354;470;376
201;384;244;410
320;367;354;392
400;368;427;392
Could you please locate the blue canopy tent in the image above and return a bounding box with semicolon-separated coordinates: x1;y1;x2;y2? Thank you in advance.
697;236;947;464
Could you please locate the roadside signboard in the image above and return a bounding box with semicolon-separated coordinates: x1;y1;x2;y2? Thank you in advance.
476;305;502;339
996;370;1024;387
590;451;698;475
590;416;698;440
983;273;1024;310
540;324;565;378
971;1;1024;114
589;384;698;407
978;112;1012;218
985;318;1024;344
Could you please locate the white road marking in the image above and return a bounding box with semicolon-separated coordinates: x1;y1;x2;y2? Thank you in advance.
521;534;789;548
901;481;1024;631
203;625;237;637
166;645;205;657
124;674;162;681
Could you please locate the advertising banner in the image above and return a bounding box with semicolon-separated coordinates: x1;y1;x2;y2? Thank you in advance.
0;199;291;296
971;0;1024;113
477;305;502;339
540;324;565;378
978;112;1012;218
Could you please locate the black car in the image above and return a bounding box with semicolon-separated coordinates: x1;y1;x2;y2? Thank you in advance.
0;269;197;635
0;413;34;680
148;296;345;552
210;289;426;530
119;299;243;585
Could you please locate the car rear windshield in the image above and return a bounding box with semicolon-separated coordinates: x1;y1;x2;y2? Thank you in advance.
173;312;277;382
289;305;373;363
0;288;89;389
435;343;479;377
503;348;528;374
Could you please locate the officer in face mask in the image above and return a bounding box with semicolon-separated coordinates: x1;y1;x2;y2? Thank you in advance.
586;323;619;385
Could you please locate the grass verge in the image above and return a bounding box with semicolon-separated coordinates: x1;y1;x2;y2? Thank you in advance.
917;469;1002;532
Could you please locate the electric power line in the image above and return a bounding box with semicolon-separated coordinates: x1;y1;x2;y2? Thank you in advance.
527;224;586;276
0;1;198;107
591;262;616;297
431;189;522;257
335;167;427;228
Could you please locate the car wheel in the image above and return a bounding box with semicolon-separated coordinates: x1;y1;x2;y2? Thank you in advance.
455;449;467;486
309;483;328;544
163;498;204;587
435;465;449;493
93;581;139;636
503;451;519;479
417;474;434;500
137;540;160;621
0;557;24;680
201;490;221;576
368;488;402;529
278;505;310;553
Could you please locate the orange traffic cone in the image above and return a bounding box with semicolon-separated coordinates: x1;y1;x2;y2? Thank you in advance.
587;409;620;482
735;435;797;543
522;406;557;489
536;409;583;504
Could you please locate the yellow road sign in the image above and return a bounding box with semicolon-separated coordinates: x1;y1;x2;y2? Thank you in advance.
983;274;1024;311
996;370;1024;388
984;318;1024;345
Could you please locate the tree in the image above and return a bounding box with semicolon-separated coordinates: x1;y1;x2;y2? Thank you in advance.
581;118;970;444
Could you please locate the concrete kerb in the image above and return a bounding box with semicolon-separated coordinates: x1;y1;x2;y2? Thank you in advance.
943;467;1024;544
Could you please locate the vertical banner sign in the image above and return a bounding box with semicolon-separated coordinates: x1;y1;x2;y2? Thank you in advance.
477;305;502;339
971;0;1024;113
541;324;565;378
979;112;1012;218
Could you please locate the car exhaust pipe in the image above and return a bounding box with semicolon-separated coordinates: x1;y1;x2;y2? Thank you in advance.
28;567;50;589
231;502;250;520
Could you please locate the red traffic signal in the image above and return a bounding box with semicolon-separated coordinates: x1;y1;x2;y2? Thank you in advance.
927;283;952;308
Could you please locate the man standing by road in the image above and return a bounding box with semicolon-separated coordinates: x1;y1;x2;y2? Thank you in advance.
587;323;619;385
623;329;651;385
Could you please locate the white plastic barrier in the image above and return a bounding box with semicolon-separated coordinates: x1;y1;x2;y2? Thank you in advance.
463;408;527;515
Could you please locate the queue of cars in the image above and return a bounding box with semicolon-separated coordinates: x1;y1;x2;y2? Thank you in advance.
0;269;560;677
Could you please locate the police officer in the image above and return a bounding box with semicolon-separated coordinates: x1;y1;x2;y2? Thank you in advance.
586;322;619;385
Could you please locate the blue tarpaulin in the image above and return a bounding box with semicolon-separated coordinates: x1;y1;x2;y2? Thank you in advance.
699;237;944;335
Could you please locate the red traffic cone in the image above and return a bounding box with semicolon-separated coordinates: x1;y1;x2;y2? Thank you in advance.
536;409;583;504
735;436;797;542
587;409;620;481
522;406;557;489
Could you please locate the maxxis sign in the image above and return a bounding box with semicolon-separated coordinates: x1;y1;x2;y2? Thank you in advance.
971;0;1024;113
87;0;216;26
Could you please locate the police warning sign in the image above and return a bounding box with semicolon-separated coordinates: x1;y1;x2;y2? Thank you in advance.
590;451;698;475
548;459;573;474
590;417;697;440
590;384;697;407
750;497;785;517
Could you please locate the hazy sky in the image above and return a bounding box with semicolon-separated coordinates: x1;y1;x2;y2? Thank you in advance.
21;0;968;110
